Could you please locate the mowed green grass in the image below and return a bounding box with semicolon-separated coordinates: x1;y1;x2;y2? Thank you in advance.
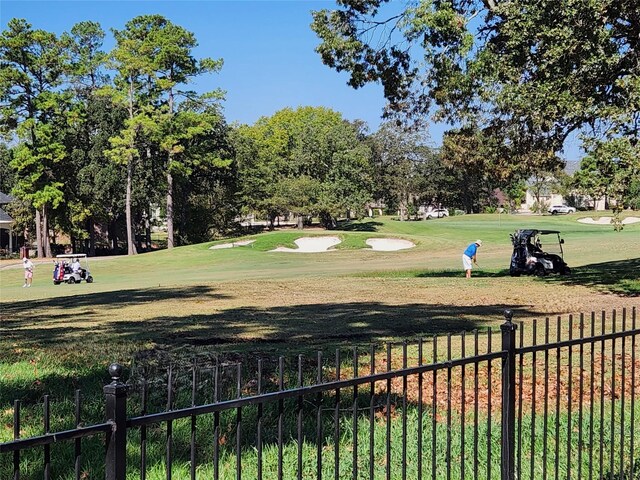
1;212;638;289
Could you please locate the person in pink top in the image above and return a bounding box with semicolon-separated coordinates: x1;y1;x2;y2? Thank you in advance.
22;257;34;287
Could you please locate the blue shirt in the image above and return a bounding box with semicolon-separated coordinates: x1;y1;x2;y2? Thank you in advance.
463;243;478;258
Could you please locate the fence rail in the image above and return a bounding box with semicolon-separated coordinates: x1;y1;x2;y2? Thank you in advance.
1;307;638;480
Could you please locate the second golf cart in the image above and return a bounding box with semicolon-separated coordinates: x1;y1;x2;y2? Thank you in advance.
509;229;571;276
53;254;94;284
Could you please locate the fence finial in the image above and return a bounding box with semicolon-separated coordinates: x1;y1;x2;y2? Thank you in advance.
108;363;123;383
504;309;513;324
105;363;127;479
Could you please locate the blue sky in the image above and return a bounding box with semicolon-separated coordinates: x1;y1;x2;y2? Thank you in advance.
1;0;581;159
1;2;411;131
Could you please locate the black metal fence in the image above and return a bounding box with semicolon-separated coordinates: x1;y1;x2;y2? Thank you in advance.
1;307;639;479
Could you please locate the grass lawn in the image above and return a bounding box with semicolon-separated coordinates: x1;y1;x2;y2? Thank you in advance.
1;213;638;374
0;213;639;477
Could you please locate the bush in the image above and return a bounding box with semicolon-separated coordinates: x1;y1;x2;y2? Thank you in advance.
531;200;549;214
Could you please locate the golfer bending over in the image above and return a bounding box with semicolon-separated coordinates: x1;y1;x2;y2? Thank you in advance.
462;240;482;278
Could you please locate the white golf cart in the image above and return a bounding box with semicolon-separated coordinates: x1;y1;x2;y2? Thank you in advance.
53;254;94;285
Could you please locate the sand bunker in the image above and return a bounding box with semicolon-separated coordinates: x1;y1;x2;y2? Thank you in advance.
214;236;416;253
271;236;341;253
578;216;640;225
209;240;255;250
366;238;415;251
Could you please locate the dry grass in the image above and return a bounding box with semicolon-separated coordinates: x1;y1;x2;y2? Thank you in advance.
2;276;637;356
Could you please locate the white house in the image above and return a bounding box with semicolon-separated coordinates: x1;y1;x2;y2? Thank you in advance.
520;188;608;212
519;162;609;212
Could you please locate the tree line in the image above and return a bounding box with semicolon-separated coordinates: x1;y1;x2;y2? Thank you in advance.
312;0;640;226
1;16;233;257
1;7;638;257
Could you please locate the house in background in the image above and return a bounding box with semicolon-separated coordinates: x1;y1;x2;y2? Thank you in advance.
0;192;16;255
520;188;566;213
519;184;608;213
519;161;608;212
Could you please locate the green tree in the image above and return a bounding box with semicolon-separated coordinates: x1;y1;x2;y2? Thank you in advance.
312;0;640;180
61;21;129;254
411;146;453;210
64;95;128;253
0;19;69;257
0;143;14;193
368;123;430;220
579;137;640;229
230;123;280;226
440;128;498;213
501;178;527;213
527;171;559;214
234;107;372;229
66;21;108;93
142;15;224;248
169;100;235;243
107;15;228;252
107;15;166;255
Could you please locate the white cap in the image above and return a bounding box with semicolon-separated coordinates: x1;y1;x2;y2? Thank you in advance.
475;240;483;246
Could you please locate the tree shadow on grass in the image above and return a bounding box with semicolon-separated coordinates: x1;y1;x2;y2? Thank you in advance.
336;220;383;232
1;300;530;413
0;285;232;317
1;291;532;423
2;300;537;352
416;269;512;278
544;258;640;296
0;297;538;479
0;365;109;406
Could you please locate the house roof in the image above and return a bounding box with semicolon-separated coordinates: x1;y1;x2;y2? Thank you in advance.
0;192;15;204
0;206;14;224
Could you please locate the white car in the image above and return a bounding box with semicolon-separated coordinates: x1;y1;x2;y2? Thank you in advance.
548;205;576;215
426;208;449;219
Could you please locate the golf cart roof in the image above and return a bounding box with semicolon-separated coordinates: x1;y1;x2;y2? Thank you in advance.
518;229;561;236
56;254;87;258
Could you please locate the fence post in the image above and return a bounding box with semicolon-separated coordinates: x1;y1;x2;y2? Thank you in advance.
104;363;128;480
501;310;517;480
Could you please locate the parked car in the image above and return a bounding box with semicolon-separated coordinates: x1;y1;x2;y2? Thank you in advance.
426;208;449;219
548;205;576;215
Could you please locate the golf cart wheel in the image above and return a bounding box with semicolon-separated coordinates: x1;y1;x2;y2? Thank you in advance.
551;210;558;215
561;266;571;275
67;277;76;284
534;265;546;277
86;276;94;283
